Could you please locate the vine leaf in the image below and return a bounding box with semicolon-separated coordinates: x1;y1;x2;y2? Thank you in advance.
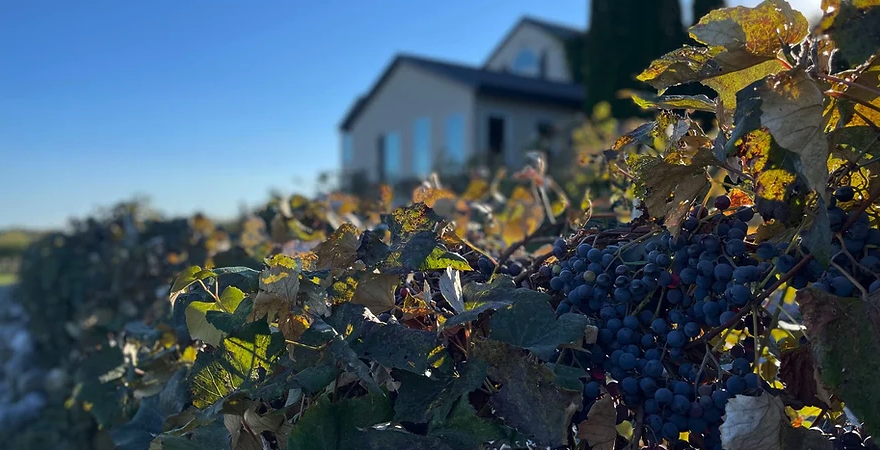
576;395;616;450
350;271;398;314
312;223;360;270
630;92;716;111
190;320;285;409
393;360;487;424
489;298;589;360
801;197;832;267
185;286;246;347
442;276;551;330
779;344;832;409
206;297;254;334
720;392;831;450
690;0;808;59
472;340;581;447
286;393;393;450
439;267;464;313
429;397;520;450
758;68;829;195
494;186;545;247
818;0;880;67
797;288;880;436
170;266;215;305
259;254;302;302
721;392;785;450
147;419;230;450
112;369;190;450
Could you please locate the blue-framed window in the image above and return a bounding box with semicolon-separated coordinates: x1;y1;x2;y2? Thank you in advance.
444;113;465;165
342;133;354;165
413;117;431;177
511;48;538;75
383;131;400;182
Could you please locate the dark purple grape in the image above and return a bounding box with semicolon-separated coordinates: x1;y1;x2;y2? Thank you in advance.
655;387;674;404
726;375;746;395
714;195;731;211
835;185;855;202
584;381;601;398
577;243;592;258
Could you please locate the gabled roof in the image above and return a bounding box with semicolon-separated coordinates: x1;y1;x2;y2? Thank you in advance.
339;54;585;131
482;16;584;68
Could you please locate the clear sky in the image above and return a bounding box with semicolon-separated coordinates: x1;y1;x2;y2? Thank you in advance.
0;0;821;229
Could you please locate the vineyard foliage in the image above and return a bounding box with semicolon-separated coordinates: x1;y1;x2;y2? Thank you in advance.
57;1;880;449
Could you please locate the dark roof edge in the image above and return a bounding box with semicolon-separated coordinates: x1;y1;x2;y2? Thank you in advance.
339;56;404;132
480;16;584;69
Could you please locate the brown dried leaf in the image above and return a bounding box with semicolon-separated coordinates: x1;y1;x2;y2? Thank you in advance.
576;395;616;450
779;345;830;409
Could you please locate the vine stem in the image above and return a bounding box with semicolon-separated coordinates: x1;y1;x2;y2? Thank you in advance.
819;73;880;98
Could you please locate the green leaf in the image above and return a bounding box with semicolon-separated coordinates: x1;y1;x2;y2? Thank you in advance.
185;286;246;346
190;320;285;409
74;343;126;427
206;297;254;334
286;393;394;450
112;369;190;450
259;254;302;301
393;360;487;424
803;197;833;267
631;92;716;111
148;419;230;450
350;272;398;314
547;363;588;392
489;299;589;360
352;322;447;374
758;68;829;195
213;266;260;293
690;0;808;58
294;363;339;395
313;223;360;270
429;398;521;450
170;266;215;304
705;59;786;121
818;0;880;68
355;430;454;450
384;202;444;243
328;334;384;396
798;288;880;436
472;340;582;447
442;276;552;329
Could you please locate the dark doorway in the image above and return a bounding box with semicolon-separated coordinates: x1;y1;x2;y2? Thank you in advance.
488;116;505;156
376;134;386;183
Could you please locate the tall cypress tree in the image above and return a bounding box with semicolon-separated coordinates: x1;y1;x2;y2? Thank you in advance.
692;0;726;25
584;0;688;119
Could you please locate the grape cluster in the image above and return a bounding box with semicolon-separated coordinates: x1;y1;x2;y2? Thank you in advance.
539;192;880;449
815;424;880;450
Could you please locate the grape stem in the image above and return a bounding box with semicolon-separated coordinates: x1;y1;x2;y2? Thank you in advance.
630;406;644;450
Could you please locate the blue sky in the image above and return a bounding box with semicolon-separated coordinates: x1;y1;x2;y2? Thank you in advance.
0;0;821;229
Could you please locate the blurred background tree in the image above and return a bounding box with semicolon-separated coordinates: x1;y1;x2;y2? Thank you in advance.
582;0;688;119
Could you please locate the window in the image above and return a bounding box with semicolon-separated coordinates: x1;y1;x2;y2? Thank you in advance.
342;133;354;166
511;48;539;75
413;118;431;177
487;115;506;155
380;131;400;183
444;114;465;165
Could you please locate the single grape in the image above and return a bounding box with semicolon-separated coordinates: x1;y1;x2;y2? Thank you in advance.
615;275;629;287
619;352;637;371
654;387;674;404
720;310;737;325
732;358;751;375
556;301;572;315
614;288;632;304
650;318;668;335
702;301;721;318
606;318;623;334
577;243;592;258
667;330;687;348
726;239;746;257
831;276;855;297
871;279;880;293
712;389;730;409
662;422;681;440
777;254;796;273
477;256;494;274
601;253;615;268
697;260;715;277
726;375;746;395
647;414;663;433
583;270;597;283
834;185;855;202
587;248;603;263
641;333;656;349
644;397;660;414
744;373;760;389
735;207;755;222
623;315;640;330
643;359;664;378
684;321;701;338
617;328;635;345
680;268;698;285
715;195;731;211
727;227;746;241
550;277;564;290
729;284;751;307
584;381;601;398
656;253;672;268
644;348;662;361
622;377;639;395
684;217;700;231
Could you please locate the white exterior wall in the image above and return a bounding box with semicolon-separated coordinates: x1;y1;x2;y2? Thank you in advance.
343;63;475;182
473;95;580;169
484;23;573;83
